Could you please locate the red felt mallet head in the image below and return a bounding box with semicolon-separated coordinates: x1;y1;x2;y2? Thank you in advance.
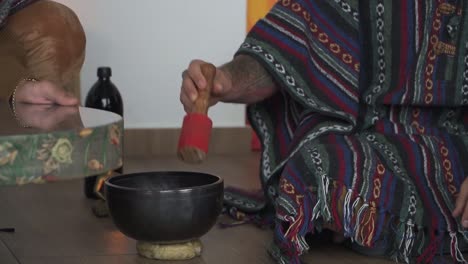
177;63;216;164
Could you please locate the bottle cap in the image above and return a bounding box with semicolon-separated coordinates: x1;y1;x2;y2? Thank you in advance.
97;67;112;78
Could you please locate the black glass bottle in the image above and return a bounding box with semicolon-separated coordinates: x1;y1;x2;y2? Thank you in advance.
83;67;123;199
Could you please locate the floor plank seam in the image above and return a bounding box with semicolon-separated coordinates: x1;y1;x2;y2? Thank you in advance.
0;236;21;264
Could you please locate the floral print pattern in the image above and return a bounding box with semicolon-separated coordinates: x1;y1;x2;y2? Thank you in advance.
0;120;123;186
0;142;17;166
37;137;74;175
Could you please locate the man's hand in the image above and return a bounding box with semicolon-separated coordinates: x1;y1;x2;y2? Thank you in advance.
15;80;79;106
452;177;468;228
180;59;232;113
179;56;278;113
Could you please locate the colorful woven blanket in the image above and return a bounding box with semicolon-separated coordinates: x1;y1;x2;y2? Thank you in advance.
236;1;468;263
0;0;38;28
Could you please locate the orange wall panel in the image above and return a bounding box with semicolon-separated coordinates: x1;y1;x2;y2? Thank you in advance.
247;0;277;31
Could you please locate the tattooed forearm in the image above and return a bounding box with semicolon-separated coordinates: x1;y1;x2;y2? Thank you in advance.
220;54;278;104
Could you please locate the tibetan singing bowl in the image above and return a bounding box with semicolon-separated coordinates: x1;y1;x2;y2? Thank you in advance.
104;171;224;243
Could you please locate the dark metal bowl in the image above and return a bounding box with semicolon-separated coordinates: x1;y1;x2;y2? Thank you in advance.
104;171;223;243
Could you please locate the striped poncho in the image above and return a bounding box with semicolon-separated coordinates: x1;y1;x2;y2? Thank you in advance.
237;1;468;263
0;0;38;28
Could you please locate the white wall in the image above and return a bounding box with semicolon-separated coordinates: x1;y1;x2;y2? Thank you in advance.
56;0;247;128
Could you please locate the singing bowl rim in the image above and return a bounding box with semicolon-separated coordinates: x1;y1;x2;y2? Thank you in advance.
104;171;223;194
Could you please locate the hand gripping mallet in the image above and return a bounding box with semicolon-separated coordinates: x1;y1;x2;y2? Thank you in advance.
177;63;216;164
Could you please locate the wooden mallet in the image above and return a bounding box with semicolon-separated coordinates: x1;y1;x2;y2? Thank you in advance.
177;63;216;164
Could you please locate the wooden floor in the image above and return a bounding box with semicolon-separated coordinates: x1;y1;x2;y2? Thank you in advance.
0;153;398;264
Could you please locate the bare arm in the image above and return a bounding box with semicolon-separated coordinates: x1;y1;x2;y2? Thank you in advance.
218;54;278;104
180;55;278;112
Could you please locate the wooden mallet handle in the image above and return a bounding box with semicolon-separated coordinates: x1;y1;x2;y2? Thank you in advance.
193;64;216;114
177;63;216;164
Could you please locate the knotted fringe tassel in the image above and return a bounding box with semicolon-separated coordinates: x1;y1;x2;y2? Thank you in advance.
276;202;312;264
389;219;416;264
450;232;467;263
354;203;369;243
276;169;334;263
271;217;303;264
349;197;362;243
284;196;313;256
312;197;321;221
343;189;353;237
402;219;416;264
284;208;303;241
319;173;331;221
360;205;377;247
